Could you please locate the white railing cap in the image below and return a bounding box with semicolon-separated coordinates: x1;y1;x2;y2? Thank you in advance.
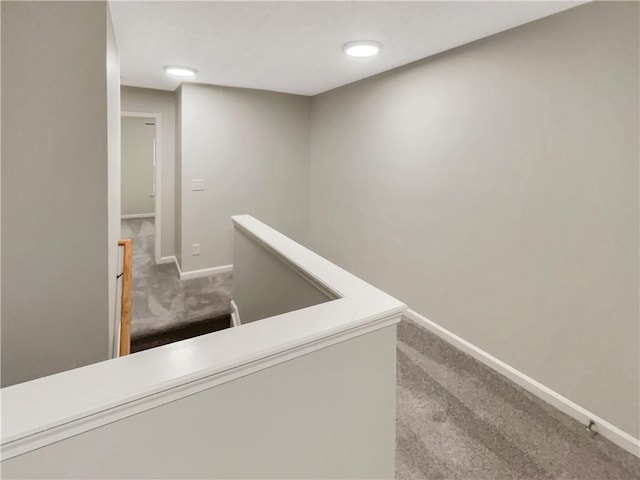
1;215;406;460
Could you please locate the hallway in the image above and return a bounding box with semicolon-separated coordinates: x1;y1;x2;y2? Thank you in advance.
121;218;232;351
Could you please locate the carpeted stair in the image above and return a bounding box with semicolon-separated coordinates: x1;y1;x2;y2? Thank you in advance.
131;313;231;353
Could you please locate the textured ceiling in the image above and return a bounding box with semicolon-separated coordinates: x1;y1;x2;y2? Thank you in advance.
110;1;583;96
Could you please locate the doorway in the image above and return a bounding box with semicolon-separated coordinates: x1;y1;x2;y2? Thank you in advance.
120;112;162;263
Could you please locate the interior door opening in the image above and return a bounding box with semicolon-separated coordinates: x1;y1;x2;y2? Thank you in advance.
120;114;160;262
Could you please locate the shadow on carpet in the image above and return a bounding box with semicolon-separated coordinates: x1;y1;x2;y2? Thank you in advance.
131;314;231;353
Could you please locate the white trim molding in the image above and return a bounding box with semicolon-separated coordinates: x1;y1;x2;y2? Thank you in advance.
121;213;154;220
172;256;231;280
1;215;405;461
403;308;640;458
230;300;240;327
1;313;401;461
158;255;176;265
178;264;233;281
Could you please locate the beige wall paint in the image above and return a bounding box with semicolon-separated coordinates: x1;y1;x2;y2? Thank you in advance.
121;86;176;258
121;116;155;216
308;2;639;437
232;227;332;324
2;327;397;479
1;1;118;385
178;83;310;273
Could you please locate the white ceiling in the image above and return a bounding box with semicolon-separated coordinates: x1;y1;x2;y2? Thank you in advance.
110;1;583;96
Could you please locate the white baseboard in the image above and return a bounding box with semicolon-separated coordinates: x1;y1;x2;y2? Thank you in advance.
121;213;155;219
176;262;233;281
403;308;640;458
173;257;183;277
230;300;240;327
157;255;176;265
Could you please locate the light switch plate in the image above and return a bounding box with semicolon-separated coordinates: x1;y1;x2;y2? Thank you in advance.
191;243;200;256
192;179;204;191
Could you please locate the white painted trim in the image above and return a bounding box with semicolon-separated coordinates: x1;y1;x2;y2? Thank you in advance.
403;308;640;458
173;255;182;277
1;216;406;460
121;213;154;220
172;256;233;280
122;111;162;264
1;314;401;461
158;255;176;265
179;264;233;280
230;300;240;327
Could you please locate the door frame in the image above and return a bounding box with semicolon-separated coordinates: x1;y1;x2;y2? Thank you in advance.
121;111;163;265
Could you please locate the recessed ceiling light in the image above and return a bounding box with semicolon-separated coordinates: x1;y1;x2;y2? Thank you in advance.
163;65;197;78
342;40;382;58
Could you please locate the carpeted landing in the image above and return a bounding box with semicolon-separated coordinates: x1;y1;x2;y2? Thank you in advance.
396;319;640;479
121;218;232;352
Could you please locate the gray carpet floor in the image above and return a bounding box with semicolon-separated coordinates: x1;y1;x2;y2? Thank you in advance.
121;218;232;339
397;319;640;479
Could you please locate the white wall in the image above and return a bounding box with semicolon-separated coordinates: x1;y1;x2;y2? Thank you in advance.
1;326;397;479
178;84;310;273
121;86;176;258
308;2;639;438
1;1;118;385
232;227;333;324
120;116;155;216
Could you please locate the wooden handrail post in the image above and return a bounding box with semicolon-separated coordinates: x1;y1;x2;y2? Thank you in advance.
118;239;133;356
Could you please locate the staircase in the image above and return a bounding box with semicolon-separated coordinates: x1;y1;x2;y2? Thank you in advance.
131;314;230;352
119;218;232;355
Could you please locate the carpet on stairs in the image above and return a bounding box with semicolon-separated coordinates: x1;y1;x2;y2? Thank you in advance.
131;313;231;353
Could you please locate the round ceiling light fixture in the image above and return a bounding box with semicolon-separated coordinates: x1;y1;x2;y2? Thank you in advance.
163;65;197;78
342;40;382;58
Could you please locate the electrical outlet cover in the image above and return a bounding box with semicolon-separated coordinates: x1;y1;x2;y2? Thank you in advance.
192;179;204;191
